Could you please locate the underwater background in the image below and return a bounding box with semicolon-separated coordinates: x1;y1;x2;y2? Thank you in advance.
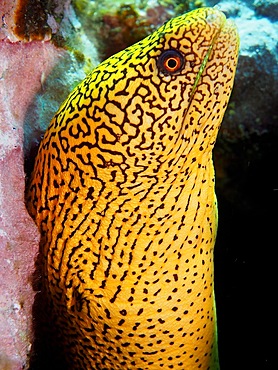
0;0;277;369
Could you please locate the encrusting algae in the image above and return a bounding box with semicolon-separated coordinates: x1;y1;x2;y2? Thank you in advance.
27;7;239;370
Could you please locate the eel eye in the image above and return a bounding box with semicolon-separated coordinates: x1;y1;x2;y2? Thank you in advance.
158;49;184;75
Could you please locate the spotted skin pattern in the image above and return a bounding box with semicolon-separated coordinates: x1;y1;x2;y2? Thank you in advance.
27;7;239;370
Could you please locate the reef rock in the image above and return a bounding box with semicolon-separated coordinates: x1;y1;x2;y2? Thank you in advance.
0;40;66;369
207;1;277;369
0;1;94;368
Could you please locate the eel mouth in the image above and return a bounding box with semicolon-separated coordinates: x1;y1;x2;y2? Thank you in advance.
188;8;238;103
189;9;226;102
178;8;239;149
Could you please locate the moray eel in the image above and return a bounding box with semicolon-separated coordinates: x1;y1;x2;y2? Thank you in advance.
27;7;239;370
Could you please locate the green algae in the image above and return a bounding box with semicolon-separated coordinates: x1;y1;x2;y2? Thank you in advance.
72;0;206;60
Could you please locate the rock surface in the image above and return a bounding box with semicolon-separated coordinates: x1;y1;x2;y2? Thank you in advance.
0;2;96;368
0;40;65;370
207;1;277;369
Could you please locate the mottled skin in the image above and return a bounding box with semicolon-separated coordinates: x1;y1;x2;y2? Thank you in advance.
27;7;239;370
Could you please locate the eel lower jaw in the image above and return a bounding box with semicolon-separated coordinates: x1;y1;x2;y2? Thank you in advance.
188;11;227;103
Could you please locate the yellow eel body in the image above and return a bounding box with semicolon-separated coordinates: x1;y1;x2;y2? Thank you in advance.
27;7;239;370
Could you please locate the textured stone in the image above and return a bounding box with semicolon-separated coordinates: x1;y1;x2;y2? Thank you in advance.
0;0;71;42
0;40;65;370
0;0;98;366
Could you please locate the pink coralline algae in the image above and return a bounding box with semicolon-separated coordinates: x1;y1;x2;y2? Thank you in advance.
0;1;92;366
0;39;65;369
